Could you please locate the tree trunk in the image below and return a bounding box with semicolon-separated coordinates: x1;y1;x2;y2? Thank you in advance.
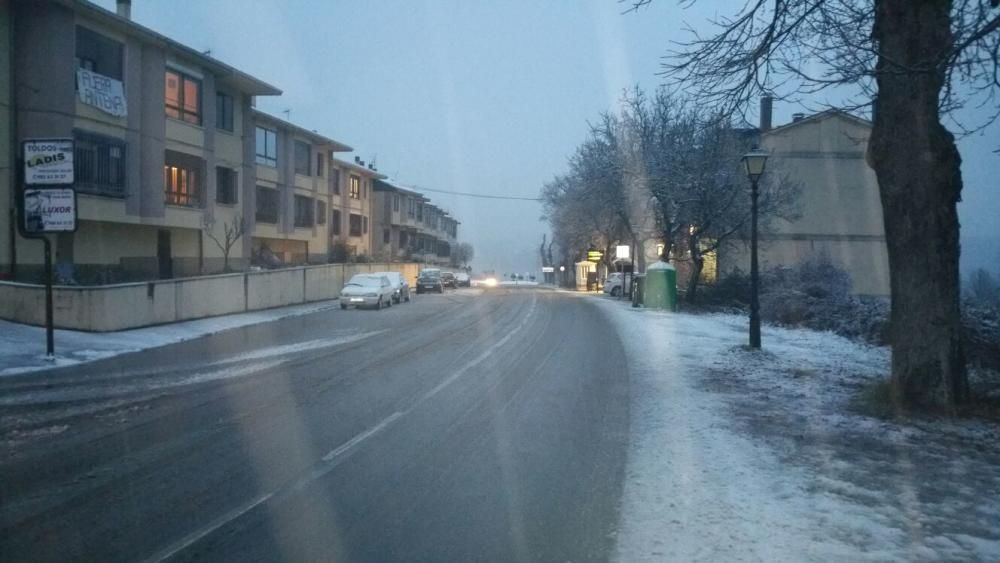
686;235;704;303
869;0;968;409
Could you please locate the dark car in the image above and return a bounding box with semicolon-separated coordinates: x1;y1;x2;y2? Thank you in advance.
416;272;444;294
455;272;471;287
441;272;457;289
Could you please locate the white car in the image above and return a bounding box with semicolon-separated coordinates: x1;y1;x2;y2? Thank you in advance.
454;272;471;287
340;274;395;310
603;272;626;297
373;271;410;303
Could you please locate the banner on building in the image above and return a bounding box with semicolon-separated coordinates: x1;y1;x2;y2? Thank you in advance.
23;139;74;185
77;69;128;117
23;188;78;233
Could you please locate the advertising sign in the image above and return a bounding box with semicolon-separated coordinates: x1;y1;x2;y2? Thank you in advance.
616;245;630;260
23;188;77;233
541;266;555;273
586;250;603;262
23;139;74;185
77;69;128;117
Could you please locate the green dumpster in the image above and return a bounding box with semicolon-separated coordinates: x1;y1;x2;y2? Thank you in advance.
643;261;677;311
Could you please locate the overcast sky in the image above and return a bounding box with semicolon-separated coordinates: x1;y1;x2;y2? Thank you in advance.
96;0;999;274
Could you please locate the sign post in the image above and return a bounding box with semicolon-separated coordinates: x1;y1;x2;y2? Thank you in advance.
19;139;77;359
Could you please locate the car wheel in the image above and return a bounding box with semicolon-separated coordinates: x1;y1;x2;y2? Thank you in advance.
376;298;382;310
340;303;348;310
386;297;392;308
611;286;622;297
405;293;410;302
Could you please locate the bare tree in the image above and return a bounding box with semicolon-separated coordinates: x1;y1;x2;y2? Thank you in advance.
203;216;245;273
631;0;1000;410
451;242;475;268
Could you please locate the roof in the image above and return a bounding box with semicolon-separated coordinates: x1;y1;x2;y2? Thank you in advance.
762;109;872;137
253;110;353;151
374;178;428;198
332;158;388;179
65;0;281;96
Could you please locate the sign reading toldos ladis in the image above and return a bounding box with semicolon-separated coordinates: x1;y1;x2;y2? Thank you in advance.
23;139;74;185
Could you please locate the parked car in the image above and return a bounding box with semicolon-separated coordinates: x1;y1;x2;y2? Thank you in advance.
441;271;457;288
373;271;410;303
603;272;625;297
340;274;395;310
455;272;471;287
416;271;444;294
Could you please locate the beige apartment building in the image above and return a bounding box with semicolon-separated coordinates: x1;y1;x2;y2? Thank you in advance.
328;157;384;260
720;107;890;296
372;178;459;265
3;0;281;282
250;110;352;265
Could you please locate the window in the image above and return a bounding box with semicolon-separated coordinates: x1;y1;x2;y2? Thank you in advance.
407;198;415;218
74;131;126;197
349;175;360;199
363;181;367;199
216;92;234;132
256;126;278;167
383;229;391;244
417;203;423;222
331;209;342;235
317;200;327;225
393;194;400;212
256;186;279;223
331;169;340;194
316;153;325;177
216;166;238;204
165;69;202;125
294;195;314;227
349;213;362;237
294;140;311;176
164;151;203;207
75;26;123;80
363;216;369;234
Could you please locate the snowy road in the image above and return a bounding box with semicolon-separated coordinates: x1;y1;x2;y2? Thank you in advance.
0;289;629;562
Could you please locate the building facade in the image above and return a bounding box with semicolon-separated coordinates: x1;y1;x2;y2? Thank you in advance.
250;110;351;265
720;109;891;296
372;178;458;266
329;157;384;260
5;0;280;282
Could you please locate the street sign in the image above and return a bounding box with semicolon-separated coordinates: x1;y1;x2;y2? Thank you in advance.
616;245;630;260
586;250;603;262
23;188;77;233
541;266;554;273
23;139;74;185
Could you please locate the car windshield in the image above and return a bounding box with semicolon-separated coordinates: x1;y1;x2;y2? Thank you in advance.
4;2;998;562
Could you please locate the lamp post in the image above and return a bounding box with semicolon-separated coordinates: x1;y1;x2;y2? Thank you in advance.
741;147;769;349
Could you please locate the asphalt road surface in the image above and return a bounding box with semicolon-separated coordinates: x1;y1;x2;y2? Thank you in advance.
0;288;630;562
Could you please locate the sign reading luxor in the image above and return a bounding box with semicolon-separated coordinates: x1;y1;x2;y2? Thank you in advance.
77;69;127;117
23;188;77;233
23;139;74;185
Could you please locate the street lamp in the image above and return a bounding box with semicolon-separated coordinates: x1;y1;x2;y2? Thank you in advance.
741;147;769;349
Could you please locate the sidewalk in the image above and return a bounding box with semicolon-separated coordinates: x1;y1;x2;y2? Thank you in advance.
588;295;1000;562
0;300;340;377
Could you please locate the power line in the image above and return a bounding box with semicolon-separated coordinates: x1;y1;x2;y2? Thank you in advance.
410;185;542;201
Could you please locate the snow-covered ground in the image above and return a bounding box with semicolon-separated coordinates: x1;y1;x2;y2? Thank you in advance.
0;300;341;377
592;296;1000;562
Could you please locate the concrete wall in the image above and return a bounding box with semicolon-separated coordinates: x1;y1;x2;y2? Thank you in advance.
0;0;11;276
0;262;421;331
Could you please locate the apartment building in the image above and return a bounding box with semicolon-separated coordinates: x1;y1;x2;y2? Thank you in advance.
329;157;385;259
3;0;281;282
372;178;459;265
250;110;351;265
720;107;891;296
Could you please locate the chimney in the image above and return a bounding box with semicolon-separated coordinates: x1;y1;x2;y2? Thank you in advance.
759;95;773;132
116;0;132;19
354;156;361;164
792;112;805;122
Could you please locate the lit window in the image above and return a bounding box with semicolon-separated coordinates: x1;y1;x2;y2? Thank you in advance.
165;69;201;125
349;175;360;199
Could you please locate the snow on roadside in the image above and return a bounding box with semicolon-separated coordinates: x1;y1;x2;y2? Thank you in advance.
0;300;342;377
590;296;1000;562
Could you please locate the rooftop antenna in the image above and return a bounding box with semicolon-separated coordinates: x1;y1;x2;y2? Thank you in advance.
202;48;212;56
282;109;291;121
